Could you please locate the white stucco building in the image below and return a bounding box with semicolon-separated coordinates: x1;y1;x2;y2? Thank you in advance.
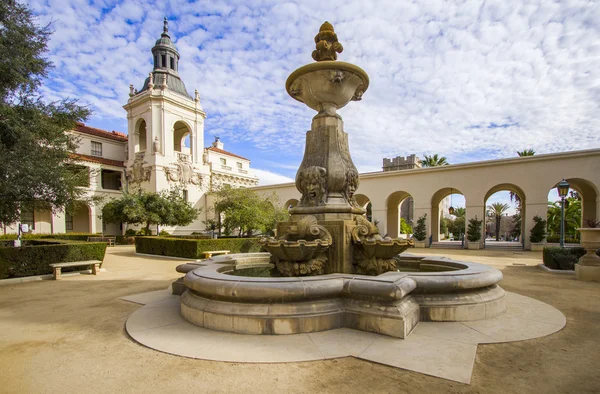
3;20;257;236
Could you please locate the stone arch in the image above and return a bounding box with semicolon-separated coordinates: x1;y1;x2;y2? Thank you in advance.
173;120;192;157
66;202;91;233
483;183;527;244
354;194;372;221
385;191;413;238
134;118;147;153
284;199;299;210
430;187;465;243
547;177;598;229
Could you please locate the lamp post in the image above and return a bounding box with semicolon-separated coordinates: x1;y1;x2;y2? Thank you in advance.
556;179;570;248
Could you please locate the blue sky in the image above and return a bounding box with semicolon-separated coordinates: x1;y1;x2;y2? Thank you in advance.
30;0;600;190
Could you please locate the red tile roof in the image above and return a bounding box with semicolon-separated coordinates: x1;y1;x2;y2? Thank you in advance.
69;153;125;168
74;122;128;142
207;146;250;161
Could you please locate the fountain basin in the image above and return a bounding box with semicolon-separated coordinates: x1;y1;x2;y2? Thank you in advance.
177;253;506;338
286;61;369;114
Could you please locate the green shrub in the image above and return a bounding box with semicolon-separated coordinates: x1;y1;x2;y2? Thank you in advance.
542;246;586;270
0;232;100;241
158;230;171;236
413;214;427;241
135;237;262;259
546;234;580;244
467;216;483;242
529;215;547;243
124;229;137;237
0;241;107;279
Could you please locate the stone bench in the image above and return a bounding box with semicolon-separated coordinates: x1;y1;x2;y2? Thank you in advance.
202;250;230;259
49;260;102;280
87;237;116;246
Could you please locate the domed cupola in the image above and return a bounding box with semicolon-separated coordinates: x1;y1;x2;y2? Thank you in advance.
137;18;192;99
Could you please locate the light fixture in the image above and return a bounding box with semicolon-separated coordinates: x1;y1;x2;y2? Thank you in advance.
448;188;454;215
556;179;569;199
556;179;570;248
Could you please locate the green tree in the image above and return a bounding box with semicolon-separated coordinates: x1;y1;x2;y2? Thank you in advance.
400;218;413;234
452;207;466;218
0;0;91;226
421;154;449;167
102;188;199;233
529;215;547;243
413;214;427;241
467;216;483;242
547;197;581;239
439;216;448;236
447;216;465;238
510;213;521;239
212;185;287;237
487;202;509;241
517;149;535;156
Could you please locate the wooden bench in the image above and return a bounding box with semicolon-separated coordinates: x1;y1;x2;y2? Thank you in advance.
49;260;102;280
87;236;116;246
202;250;230;259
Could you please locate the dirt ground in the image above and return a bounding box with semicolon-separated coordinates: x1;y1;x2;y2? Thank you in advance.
1;247;599;394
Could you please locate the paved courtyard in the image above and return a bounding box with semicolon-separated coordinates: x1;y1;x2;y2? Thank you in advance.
1;246;599;393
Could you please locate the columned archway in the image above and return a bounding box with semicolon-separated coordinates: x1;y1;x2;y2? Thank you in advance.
173;121;192;159
66;202;91;233
284;199;299;211
431;188;465;243
386;191;413;238
483;183;526;248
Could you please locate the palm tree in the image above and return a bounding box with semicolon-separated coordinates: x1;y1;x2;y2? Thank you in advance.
517;149;535;156
452;207;466;217
486;202;510;241
421;154;449;167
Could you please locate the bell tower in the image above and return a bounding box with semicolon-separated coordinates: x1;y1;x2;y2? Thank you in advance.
123;18;209;196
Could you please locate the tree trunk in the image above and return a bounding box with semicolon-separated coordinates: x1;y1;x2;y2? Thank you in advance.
145;222;151;234
495;216;500;241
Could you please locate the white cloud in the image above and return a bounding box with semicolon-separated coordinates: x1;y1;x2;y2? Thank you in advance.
29;0;600;178
253;168;294;186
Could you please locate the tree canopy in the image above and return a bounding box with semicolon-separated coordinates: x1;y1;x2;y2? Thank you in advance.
487;202;510;241
212;185;288;237
421;154;449;167
0;0;90;226
102;188;199;233
517;149;535;156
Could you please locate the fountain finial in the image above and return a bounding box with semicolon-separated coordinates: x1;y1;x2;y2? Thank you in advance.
312;21;343;62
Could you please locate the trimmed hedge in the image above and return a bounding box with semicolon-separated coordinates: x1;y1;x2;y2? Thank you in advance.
135;236;262;259
542;246;586;270
0;233;101;241
546;234;580;244
0;241;107;279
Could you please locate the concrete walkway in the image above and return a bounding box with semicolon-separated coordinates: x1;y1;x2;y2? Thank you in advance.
0;246;599;393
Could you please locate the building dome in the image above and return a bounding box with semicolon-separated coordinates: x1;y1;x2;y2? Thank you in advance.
136;18;192;99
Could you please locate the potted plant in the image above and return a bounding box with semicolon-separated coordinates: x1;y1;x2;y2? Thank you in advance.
529;215;547;251
467;216;483;250
576;219;600;282
412;214;427;248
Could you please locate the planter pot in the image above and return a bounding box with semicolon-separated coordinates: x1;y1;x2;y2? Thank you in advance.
577;228;600;267
413;240;426;248
530;242;546;251
467;242;480;250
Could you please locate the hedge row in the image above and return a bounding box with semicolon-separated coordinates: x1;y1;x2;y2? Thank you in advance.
0;232;100;241
0;241;107;279
542;246;586;270
135;236;262;259
546;235;580;244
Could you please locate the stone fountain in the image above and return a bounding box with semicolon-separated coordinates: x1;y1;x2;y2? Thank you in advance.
176;22;507;338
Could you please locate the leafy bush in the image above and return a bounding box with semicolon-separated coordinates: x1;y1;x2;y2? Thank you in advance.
400;218;413;234
135;237;262;259
546;234;580;244
529;215;547;243
158;230;171;236
467;216;483;242
413;214;427;241
0;232;100;241
0;241;107;279
542;246;586;270
124;229;137;237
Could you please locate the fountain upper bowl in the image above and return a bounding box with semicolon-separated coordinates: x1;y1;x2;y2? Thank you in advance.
285;61;369;113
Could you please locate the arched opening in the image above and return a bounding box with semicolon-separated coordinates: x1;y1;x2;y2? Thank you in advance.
136;119;147;153
284;199;299;211
66;202;90;233
354;194;372;222
483;184;526;249
431;188;466;245
385;191;413;239
173;121;191;158
546;178;599;245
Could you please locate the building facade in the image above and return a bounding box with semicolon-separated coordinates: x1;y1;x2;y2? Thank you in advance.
3;20;257;236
